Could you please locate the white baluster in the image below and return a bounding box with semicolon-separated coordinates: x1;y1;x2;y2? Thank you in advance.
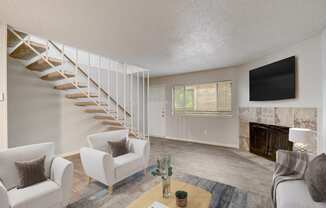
107;60;111;112
61;45;65;73
147;71;149;140
143;71;145;139
137;71;140;135
75;49;78;84
130;70;133;133
46;41;49;60
124;64;127;127
98;56;101;103
88;53;91;96
115;62;119;119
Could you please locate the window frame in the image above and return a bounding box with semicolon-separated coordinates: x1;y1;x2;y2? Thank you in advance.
172;80;232;117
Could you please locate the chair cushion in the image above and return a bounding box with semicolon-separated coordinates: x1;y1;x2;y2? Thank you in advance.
8;180;62;208
87;130;129;152
108;139;129;157
15;156;47;189
276;180;326;208
305;153;326;202
0;143;55;190
114;153;143;180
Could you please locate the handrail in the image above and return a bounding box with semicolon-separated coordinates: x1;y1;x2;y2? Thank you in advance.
49;40;131;117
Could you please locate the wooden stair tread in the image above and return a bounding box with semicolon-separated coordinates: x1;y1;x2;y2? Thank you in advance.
84;108;106;113
54;82;87;90
75;101;107;106
128;134;137;139
10;41;47;60
94;115;115;120
102;120;122;125
66;93;98;99
129;132;137;137
7;30;27;47
106;126;127;131
41;71;74;81
27;57;62;72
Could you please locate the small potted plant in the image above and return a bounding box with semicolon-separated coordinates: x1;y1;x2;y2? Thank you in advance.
175;190;188;207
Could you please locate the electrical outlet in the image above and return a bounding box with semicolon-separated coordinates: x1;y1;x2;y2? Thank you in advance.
203;129;207;135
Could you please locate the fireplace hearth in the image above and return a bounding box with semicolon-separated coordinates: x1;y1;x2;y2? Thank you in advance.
250;122;293;161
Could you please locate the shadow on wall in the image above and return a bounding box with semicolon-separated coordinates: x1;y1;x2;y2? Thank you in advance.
7;59;62;152
7;59;105;154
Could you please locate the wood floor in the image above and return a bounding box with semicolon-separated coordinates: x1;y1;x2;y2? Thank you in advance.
65;137;274;204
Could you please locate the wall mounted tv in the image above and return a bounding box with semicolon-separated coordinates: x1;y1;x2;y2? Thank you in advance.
249;56;296;101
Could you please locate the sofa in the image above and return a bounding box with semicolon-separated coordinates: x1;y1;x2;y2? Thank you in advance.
80;129;150;193
0;142;73;208
275;151;326;208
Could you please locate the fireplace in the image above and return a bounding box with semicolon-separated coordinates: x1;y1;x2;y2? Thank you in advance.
249;122;293;161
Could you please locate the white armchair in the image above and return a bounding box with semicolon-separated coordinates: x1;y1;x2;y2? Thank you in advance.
80;130;150;193
0;143;73;208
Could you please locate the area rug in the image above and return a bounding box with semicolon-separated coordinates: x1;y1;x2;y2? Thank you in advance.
68;168;270;208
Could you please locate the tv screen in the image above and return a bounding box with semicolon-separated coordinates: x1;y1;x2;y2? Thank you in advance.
249;56;296;101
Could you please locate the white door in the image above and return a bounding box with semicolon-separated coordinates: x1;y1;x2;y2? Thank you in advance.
0;23;7;149
149;85;166;137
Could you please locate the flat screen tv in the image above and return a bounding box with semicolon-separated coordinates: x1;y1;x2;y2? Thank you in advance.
249;56;296;101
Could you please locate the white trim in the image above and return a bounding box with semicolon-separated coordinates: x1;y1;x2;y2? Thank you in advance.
151;135;238;149
60;150;80;158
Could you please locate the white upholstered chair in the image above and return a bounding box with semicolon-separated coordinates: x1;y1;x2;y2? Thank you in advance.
0;142;73;208
80;129;150;193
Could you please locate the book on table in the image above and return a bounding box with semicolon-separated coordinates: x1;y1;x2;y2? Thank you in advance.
148;201;168;208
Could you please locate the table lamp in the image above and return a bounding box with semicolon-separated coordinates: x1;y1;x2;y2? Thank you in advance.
289;128;315;152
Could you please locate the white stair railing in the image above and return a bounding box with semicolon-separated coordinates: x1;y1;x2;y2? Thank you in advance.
8;26;150;139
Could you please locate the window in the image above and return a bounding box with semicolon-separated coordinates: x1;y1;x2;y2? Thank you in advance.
173;81;232;115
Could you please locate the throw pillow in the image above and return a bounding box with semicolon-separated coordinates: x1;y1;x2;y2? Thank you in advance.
108;139;129;157
305;153;326;202
15;155;47;189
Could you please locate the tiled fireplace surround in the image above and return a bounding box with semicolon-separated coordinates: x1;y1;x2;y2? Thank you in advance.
239;107;318;154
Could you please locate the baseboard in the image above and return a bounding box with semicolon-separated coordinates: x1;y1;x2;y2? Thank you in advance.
152;135;239;149
60;150;80;158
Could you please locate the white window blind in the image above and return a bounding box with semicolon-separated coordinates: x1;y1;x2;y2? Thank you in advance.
173;81;232;115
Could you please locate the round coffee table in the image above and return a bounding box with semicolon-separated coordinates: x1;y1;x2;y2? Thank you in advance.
127;179;212;208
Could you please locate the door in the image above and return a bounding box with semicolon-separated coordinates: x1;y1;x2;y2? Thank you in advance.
0;23;7;149
149;85;166;137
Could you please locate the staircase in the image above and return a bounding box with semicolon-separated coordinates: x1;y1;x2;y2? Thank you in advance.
7;26;149;139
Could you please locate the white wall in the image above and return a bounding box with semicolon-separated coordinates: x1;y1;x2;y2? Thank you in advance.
7;59;105;154
150;67;239;148
237;34;323;152
0;23;8;149
8;59;63;152
149;34;324;150
237;35;322;108
7;58;146;154
322;28;326;153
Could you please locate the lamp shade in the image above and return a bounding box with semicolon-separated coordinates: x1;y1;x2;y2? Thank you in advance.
289;128;314;145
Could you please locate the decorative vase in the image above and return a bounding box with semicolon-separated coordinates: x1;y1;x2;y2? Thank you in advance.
176;197;187;207
175;190;188;207
162;176;171;198
151;154;173;198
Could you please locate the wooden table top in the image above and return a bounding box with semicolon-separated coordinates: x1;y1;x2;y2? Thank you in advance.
127;179;212;208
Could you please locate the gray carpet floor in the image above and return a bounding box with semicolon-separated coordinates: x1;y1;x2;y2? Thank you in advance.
68;168;270;208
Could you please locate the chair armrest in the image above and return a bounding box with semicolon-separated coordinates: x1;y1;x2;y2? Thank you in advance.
80;147;114;186
0;181;9;208
129;139;150;168
51;157;73;206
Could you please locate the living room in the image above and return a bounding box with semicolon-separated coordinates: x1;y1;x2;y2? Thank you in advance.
1;1;326;208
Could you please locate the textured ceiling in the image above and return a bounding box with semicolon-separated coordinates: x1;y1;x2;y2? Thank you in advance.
1;0;326;77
